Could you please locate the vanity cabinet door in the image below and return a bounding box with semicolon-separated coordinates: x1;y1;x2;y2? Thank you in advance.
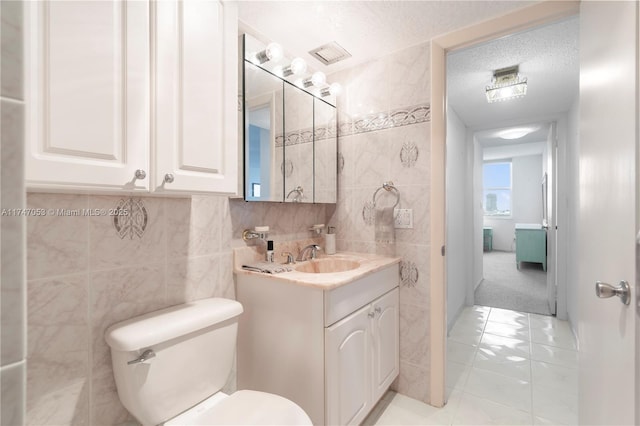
26;1;150;191
152;0;238;194
371;288;399;403
325;304;372;426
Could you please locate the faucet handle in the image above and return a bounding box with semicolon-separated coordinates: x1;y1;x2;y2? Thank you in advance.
310;245;322;259
282;252;295;264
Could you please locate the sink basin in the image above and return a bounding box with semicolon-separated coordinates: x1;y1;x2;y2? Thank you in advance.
295;258;361;274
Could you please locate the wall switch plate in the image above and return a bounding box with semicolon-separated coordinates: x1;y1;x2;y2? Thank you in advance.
394;208;413;228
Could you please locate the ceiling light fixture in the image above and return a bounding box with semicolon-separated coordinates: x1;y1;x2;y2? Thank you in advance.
498;127;535;140
302;71;326;88
485;65;527;103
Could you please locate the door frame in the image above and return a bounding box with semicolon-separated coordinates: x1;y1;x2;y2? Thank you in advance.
429;0;580;407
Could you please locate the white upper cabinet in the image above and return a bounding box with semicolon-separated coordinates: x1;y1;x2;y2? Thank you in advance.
152;0;238;194
25;0;239;195
26;1;150;192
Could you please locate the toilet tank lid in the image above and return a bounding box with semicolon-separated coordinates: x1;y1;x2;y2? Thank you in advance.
105;298;243;351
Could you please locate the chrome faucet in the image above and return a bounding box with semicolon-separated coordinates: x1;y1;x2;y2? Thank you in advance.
297;244;321;261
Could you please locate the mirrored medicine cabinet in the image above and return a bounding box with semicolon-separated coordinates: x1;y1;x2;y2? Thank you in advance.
242;34;337;204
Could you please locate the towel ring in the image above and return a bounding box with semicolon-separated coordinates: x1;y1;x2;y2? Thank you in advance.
372;181;400;209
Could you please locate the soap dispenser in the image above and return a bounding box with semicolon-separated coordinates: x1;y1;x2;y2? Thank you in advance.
325;227;336;255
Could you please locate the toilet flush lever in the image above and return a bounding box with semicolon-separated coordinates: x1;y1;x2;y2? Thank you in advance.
128;349;156;365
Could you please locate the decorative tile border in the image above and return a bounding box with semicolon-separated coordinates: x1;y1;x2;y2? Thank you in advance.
275;124;337;148
113;198;148;239
339;103;430;137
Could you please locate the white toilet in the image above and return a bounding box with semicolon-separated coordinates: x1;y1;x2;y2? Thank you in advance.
105;298;312;426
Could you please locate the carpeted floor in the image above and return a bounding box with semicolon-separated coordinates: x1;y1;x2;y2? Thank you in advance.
474;250;552;316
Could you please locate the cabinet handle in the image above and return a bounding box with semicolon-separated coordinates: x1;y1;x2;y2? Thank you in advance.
134;169;147;180
164;173;175;184
368;311;376;318
375;306;382;314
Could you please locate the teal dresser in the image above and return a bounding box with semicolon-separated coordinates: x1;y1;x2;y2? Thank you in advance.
515;224;546;271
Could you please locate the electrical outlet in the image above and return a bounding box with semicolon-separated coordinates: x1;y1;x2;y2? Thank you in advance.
394;208;413;229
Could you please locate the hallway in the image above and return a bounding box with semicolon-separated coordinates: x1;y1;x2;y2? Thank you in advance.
366;306;577;425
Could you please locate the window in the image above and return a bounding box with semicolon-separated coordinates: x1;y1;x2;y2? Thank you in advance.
483;161;512;216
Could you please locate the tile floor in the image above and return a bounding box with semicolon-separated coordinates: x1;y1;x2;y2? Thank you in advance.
365;306;578;425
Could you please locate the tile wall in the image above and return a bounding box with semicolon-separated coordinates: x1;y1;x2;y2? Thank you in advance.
328;42;433;402
25;193;325;425
1;1;26;424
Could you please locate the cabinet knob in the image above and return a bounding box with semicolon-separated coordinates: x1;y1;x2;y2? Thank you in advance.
368;311;376;318
375;306;382;314
164;173;175;184
134;169;147;180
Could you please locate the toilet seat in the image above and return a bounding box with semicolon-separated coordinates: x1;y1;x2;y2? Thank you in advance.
165;390;312;426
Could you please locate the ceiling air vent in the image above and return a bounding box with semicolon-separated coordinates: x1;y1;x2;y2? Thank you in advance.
309;42;352;65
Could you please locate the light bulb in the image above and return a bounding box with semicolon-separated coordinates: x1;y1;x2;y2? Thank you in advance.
311;71;326;87
290;58;307;75
321;82;342;97
255;42;283;64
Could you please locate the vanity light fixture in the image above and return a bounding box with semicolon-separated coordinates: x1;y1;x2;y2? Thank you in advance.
321;82;342;97
253;42;283;64
302;71;327;88
485;65;527;103
273;57;307;78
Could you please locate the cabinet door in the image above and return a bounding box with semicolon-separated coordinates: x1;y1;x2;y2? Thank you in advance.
372;288;399;403
325;304;372;426
153;0;238;194
26;1;150;191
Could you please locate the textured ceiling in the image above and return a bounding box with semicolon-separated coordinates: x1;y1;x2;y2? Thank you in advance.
447;16;579;142
237;0;536;73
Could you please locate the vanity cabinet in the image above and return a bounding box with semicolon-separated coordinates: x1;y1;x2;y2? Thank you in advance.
236;263;399;425
515;226;547;270
25;0;238;195
325;289;399;426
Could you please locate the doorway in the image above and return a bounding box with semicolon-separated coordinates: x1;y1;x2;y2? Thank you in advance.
444;16;578;328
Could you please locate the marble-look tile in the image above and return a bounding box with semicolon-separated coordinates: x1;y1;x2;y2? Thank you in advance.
90;264;166;378
337;58;389;119
385;42;430;111
394;361;429;403
479;333;531;360
27;274;88;359
1;361;25;426
534;415;571;425
166;255;220;305
531;361;578;396
218;252;235;300
166;196;221;259
1;0;23;100
399;303;429;368
1;100;25;365
394;185;430;245
452;392;533;425
26;355;89;426
447;340;476;365
484;320;530;341
488;308;529;327
218;196;233;252
395;243;429;307
89;195;165;271
26;193;88;280
530;343;578;369
465;367;532;412
388;122;431;187
90;372;132;426
532;384;578;425
340;131;391;187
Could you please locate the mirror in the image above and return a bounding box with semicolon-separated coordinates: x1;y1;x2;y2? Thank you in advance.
314;98;338;203
284;82;314;202
244;62;284;202
242;34;337;203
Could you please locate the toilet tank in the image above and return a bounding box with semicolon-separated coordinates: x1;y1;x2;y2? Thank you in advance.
105;298;243;426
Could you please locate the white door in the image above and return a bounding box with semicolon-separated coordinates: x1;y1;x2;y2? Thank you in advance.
325;304;372;426
25;1;150;191
578;1;637;424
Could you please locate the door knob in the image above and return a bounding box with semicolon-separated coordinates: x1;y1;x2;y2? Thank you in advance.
595;280;630;305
